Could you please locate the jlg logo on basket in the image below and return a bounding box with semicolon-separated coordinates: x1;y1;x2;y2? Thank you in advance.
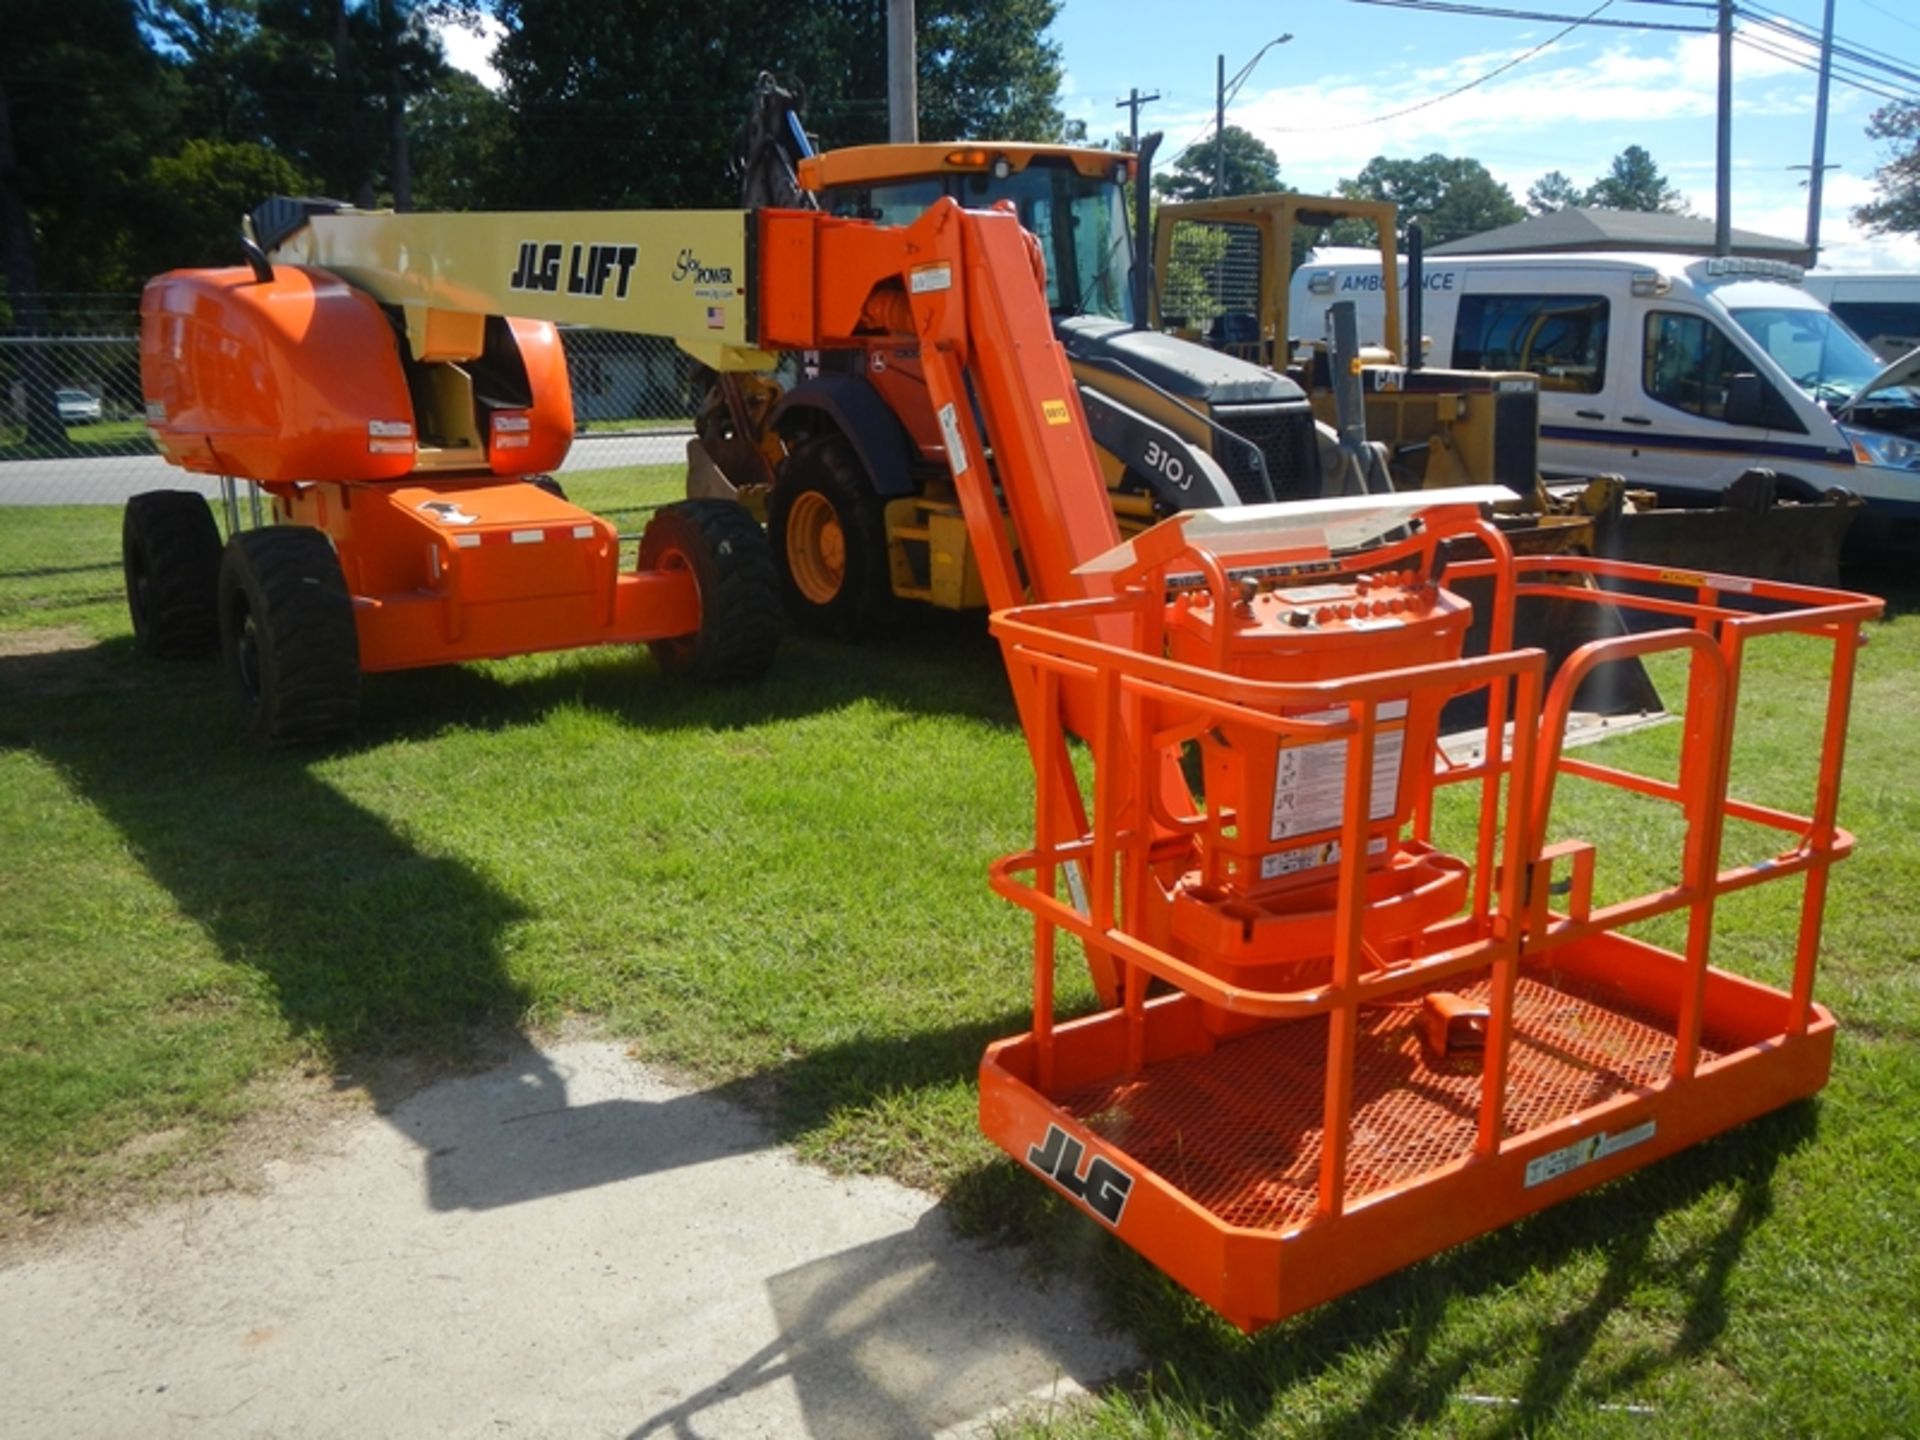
1028;1125;1133;1225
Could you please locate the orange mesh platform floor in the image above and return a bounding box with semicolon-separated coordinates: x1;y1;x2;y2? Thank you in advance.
1054;975;1716;1231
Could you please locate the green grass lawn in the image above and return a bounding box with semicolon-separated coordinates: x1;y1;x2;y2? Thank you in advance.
576;416;694;434
0;417;153;463
1;478;1914;1435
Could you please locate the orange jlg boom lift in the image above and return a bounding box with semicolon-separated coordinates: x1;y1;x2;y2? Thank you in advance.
132;195;1879;1330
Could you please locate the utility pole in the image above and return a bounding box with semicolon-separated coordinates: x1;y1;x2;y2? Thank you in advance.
1116;87;1160;153
1715;0;1732;256
1212;37;1289;200
1804;0;1837;265
1214;54;1226;198
887;0;917;144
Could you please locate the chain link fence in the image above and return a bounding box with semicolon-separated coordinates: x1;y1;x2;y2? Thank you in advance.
0;297;703;507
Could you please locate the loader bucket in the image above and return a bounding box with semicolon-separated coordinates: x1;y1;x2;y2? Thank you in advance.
1446;512;1663;727
1590;470;1863;589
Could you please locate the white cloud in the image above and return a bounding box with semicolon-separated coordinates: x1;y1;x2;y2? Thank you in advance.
435;14;505;93
1122;25;1920;274
1151;29;1834;197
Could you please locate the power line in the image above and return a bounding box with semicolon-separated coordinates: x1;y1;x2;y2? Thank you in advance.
1856;0;1920;41
1736;31;1914;103
1737;3;1920;91
1272;0;1623;133
1741;1;1920;79
1347;0;1707;33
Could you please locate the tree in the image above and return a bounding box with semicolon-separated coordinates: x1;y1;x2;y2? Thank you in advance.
1151;125;1281;203
1527;170;1583;215
1585;144;1687;214
146;0;464;211
491;0;1065;211
2;0;176;441
409;71;511;211
138;139;317;274
1856;100;1920;237
1337;154;1523;247
917;0;1064;143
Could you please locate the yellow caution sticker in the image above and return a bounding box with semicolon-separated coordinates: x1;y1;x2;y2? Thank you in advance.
1659;567;1754;594
1042;398;1072;425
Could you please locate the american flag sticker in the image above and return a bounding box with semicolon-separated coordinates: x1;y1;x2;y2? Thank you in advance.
706;305;725;329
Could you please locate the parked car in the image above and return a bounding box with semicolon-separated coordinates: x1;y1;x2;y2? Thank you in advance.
56;388;103;424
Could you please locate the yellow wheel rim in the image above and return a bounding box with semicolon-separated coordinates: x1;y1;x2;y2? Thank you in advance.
787;490;846;605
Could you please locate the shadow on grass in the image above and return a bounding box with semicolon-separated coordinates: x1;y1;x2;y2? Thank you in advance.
0;622;1036;1214
351;606;1018;747
971;1098;1815;1436
5;611;1828;1430
3;638;536;1113
1839;551;1920;621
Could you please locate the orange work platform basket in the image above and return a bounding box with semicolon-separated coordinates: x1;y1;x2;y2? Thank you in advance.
977;489;1881;1333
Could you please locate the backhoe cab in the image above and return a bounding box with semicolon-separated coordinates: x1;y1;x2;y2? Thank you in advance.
692;83;1350;635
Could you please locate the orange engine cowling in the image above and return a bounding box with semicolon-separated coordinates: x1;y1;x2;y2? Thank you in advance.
1164;565;1473;995
140;265;572;484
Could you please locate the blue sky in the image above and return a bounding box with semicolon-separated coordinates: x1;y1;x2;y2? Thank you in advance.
438;1;1920;271
1048;0;1920;270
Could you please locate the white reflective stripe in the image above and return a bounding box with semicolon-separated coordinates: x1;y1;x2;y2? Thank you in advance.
510;529;545;544
572;524;595;539
452;534;482;549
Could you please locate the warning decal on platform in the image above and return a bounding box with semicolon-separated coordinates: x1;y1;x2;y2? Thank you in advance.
1270;700;1408;842
1523;1120;1657;1188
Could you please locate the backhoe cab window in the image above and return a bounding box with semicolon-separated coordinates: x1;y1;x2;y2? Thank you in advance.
1644;311;1749;421
1452;293;1608;393
820;161;1135;322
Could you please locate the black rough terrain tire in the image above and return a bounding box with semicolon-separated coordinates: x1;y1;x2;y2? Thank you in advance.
217;527;361;745
637;500;780;683
768;435;895;637
123;490;222;657
528;475;567;501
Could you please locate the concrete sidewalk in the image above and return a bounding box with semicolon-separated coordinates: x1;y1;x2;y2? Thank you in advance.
0;1042;1132;1438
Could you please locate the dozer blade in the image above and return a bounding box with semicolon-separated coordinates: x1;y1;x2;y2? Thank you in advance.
1589;470;1863;589
1445;511;1664;731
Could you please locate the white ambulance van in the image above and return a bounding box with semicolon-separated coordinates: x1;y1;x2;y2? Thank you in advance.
1800;273;1920;362
1289;251;1920;532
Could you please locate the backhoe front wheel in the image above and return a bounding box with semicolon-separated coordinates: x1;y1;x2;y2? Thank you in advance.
768;436;893;637
123;490;222;657
217;527;361;745
637;500;779;683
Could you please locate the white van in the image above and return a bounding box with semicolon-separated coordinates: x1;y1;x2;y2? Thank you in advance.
1801;273;1920;362
1289;251;1920;532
